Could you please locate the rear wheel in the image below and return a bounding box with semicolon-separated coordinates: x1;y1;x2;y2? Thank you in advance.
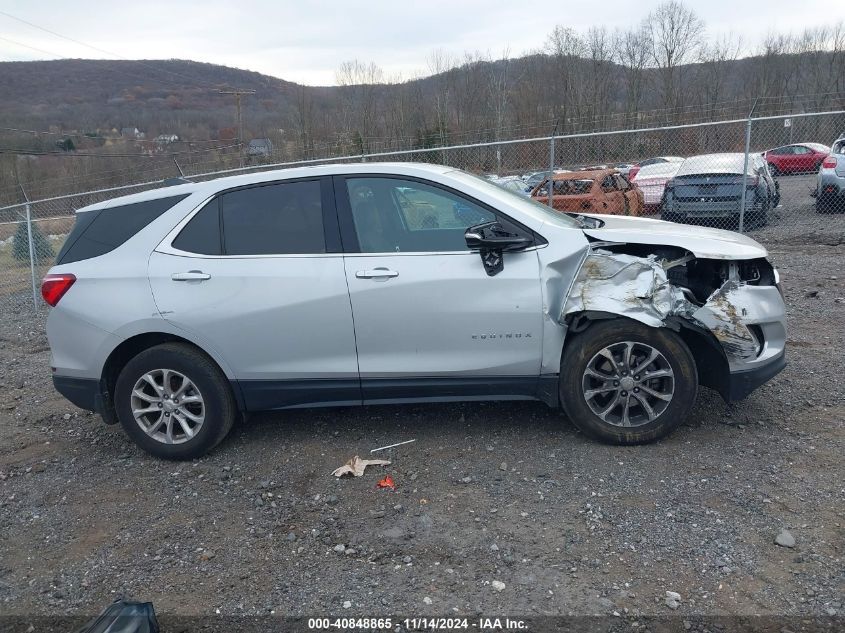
559;319;698;445
114;343;236;460
816;193;831;213
748;197;770;228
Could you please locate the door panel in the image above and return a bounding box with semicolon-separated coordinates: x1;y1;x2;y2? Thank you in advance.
336;175;544;392
149;252;358;382
345;250;543;380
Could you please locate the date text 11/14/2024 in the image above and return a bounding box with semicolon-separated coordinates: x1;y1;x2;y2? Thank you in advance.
307;617;529;630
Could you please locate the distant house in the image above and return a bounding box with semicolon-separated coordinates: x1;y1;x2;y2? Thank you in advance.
154;134;179;145
247;138;273;157
121;127;144;139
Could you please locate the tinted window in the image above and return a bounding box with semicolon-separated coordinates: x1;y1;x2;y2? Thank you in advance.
57;194;189;264
221;180;324;255
793;146;811;154
172;199;221;255
346;178;496;253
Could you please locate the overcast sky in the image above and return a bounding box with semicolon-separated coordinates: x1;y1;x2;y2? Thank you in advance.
0;0;842;86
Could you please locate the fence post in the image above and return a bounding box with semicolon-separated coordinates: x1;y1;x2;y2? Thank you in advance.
24;201;39;311
738;117;753;233
547;136;556;208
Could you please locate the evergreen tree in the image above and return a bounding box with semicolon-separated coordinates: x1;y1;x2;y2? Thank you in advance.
12;221;54;263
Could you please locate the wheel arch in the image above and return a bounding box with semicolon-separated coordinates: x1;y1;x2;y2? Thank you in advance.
98;332;244;423
562;311;730;398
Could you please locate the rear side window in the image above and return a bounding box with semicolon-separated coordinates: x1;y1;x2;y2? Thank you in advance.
57;194;189;264
172;199;222;255
221;180;324;255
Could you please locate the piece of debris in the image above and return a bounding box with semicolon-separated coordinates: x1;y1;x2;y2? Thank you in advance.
376;475;396;490
370;439;416;453
665;591;681;610
332;455;391;477
491;580;506;592
76;600;160;633
805;290;819;298
342;600;352;609
423;596;433;605
775;529;796;548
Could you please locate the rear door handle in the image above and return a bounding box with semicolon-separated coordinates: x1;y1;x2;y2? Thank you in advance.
355;268;399;280
171;270;211;281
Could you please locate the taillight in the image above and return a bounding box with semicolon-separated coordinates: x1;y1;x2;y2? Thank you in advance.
41;273;76;307
822;155;837;169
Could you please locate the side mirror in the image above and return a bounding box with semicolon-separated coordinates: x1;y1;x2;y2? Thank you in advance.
465;221;532;252
465;222;532;276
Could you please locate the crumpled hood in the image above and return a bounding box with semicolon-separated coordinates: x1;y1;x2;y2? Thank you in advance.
581;214;767;260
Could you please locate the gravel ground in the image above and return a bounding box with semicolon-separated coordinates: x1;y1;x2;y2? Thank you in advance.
0;174;842;626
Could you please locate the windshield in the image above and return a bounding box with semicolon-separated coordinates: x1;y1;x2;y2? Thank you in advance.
447;169;582;228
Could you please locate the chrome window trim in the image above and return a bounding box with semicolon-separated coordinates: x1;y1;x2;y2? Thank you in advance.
158;192;544;260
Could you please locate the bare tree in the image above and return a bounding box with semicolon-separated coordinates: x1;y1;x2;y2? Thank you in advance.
696;32;743;119
584;27;616;130
427;49;456;147
618;23;652;126
647;0;705;117
335;59;385;152
545;26;585;132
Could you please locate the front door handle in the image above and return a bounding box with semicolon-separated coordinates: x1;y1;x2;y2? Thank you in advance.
171;270;211;281
355;268;399;280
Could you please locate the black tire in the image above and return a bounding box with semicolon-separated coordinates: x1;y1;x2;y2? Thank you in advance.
114;343;236;460
748;197;770;228
816;194;831;214
559;319;698;445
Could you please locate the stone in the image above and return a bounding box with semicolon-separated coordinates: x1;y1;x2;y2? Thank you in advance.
774;529;795;548
491;580;506;592
665;591;681;610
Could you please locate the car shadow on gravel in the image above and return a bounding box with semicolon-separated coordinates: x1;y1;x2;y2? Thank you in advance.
224;386;738;457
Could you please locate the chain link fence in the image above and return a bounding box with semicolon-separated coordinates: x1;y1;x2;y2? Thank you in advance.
1;110;844;317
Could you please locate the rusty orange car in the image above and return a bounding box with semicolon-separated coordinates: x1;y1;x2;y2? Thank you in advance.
530;169;645;216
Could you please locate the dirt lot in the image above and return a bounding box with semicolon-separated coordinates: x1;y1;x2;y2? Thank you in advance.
0;174;843;628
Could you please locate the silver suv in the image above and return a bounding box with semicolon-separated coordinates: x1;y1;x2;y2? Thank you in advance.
43;163;786;459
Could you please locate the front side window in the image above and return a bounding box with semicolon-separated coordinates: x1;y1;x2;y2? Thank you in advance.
345;177;496;253
221;180;324;255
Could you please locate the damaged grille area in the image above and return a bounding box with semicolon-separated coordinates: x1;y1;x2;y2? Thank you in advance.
561;247;778;366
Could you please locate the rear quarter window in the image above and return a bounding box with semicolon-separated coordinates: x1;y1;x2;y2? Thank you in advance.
56;194;189;264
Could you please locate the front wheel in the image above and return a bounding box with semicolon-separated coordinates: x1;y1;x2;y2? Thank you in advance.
559;319;698;445
114;343;236;459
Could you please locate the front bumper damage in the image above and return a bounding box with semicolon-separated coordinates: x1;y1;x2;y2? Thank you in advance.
561;251;786;401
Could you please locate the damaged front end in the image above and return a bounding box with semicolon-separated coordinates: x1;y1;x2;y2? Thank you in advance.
561;244;786;400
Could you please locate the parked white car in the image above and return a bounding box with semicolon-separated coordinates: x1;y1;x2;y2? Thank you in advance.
630;161;683;212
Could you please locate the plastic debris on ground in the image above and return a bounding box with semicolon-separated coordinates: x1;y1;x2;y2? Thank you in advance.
75;599;159;633
376;475;396;490
331;455;391;477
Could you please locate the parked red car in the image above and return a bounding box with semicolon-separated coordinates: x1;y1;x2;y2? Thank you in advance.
763;143;830;175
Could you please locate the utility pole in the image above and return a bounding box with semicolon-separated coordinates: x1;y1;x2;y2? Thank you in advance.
219;88;256;167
